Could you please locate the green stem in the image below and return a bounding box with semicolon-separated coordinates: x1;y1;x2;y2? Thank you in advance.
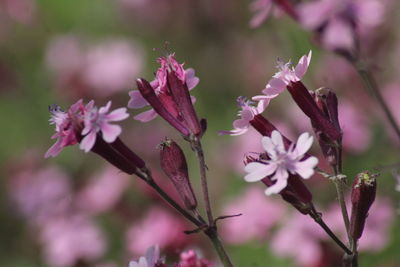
207;229;234;267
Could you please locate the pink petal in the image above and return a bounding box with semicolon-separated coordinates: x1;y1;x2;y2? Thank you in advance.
233;118;250;129
101;124;121;143
128;90;149;109
261;136;277;158
185;68;199;90
265;174;288;195
106;108;129;121
99;101;112;114
80;131;97;152
133;109;158;122
298;1;334;30
294;50;312;80
190;95;196;104
294;156;318;179
263;78;287;98
45;139;63;158
81;122;92;136
244;162;276;182
271;131;285;152
218;128;249;136
255;99;269;114
294;132;313;157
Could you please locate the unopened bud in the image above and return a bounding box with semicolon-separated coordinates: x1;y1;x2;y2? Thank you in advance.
159;139;197;210
350;171;377;240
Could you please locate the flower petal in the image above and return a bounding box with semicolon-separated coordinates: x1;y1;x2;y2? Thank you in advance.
294;50;312;80
80;131;97;152
106;107;129;121
265;175;288;195
244;162;276;182
263;78;287;98
294;132;313;157
101;124;121;143
185;68;200;90
134;109;158;122
294;156;318;179
271;130;285;152
128;90;149;109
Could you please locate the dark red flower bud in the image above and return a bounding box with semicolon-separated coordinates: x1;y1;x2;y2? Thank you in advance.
136;78;190;136
350;171;377;240
167;71;202;136
250;114;292;148
287;81;341;141
159;139;197;210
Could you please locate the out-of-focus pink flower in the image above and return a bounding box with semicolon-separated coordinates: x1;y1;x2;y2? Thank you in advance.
271;212;325;267
244;131;318;195
256;51;312;100
76;166;130;214
80;101;129;152
178;249;212;267
9;166;71;224
298;0;385;51
249;0;273;28
128;53;199;123
83;40;144;96
126;207;188;255
221;186;285;244
45;36;145;98
219;96;269;136
39;214;106;267
339;100;371;153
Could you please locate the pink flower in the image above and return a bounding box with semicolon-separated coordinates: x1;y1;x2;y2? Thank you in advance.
271;212;326;267
76;166;130;214
178;249;212;267
39;214;106;267
128;53;199;123
219;96;269;136
244;131;318;195
126;207;188;255
298;0;386;51
256;51;312;100
80;101;129;152
45;100;86;158
249;0;273;28
221;186;285;244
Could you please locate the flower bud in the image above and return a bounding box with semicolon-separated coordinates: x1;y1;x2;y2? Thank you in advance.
287;81;341;141
350;171;377;240
136;78;190;136
159;139;197;210
250;114;292;148
167;71;202;136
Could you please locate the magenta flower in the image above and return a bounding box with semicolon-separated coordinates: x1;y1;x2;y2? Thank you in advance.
256;51;312;100
219;96;269;136
80;101;129;152
178;249;211;267
244;130;318;195
128;53;199;123
129;246;165;267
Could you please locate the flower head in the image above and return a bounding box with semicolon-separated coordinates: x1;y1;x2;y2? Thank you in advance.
80;101;129;152
128;53;200;135
219;96;269;136
257;51;312;100
129;246;165;267
244;130;318;195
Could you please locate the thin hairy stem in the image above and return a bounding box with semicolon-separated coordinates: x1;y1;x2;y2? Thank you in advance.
206;228;234;267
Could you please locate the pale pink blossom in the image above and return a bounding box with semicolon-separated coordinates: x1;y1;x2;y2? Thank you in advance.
39;214;106;267
83;40;144;96
219;96;269;136
298;0;386;51
178;249;212;267
256;51;312;100
80;101;129;152
76;166;130;214
128;53;199;122
221;186;285;244
9;166;71;224
1;0;36;24
271;212;326;267
126;207;188;255
244;130;318;195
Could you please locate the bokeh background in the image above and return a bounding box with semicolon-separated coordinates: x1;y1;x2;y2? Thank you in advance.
1;0;399;266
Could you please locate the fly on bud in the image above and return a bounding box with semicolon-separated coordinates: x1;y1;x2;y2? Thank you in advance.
159;139;197;210
350;171;377;240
